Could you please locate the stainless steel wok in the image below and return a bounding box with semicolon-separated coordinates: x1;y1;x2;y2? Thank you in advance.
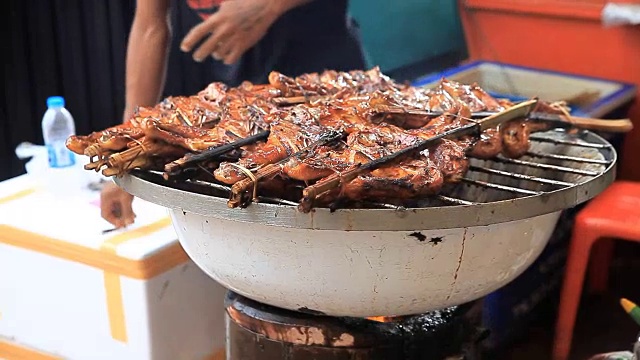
115;129;615;317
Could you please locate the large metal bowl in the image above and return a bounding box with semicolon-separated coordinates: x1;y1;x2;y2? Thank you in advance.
115;130;615;316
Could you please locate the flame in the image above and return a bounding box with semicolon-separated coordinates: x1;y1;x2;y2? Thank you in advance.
365;316;401;323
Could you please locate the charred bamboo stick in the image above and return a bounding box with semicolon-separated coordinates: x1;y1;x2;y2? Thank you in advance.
102;157;149;177
163;130;270;177
84;144;103;157
107;138;156;169
84;162;101;170
228;129;345;208
84;153;113;171
126;138;145;148
299;100;538;212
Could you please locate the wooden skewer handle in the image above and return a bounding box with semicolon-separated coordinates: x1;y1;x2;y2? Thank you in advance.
562;116;633;133
230;164;281;196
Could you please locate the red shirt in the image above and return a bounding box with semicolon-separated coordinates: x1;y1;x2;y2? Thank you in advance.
186;0;224;20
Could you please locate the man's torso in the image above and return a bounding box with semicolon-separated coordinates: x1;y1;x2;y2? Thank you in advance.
186;0;223;20
174;0;364;87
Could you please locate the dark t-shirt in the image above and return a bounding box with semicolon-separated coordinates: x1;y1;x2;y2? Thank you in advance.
181;0;367;86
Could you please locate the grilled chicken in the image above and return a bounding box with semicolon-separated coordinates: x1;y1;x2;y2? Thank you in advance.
68;67;561;209
335;157;445;203
214;118;327;184
268;67;398;97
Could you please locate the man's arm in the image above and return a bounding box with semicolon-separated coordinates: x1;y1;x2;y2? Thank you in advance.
123;0;172;122
100;0;172;230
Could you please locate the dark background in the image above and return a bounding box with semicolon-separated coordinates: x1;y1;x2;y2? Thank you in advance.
3;0;132;181
1;0;466;182
1;0;230;181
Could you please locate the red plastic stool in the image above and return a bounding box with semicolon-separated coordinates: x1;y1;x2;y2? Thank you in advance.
553;181;640;360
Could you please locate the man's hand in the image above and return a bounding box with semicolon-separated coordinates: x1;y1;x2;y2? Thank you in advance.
101;182;136;228
180;0;284;65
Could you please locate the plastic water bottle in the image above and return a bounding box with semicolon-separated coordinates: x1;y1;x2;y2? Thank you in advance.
42;96;76;168
39;96;89;196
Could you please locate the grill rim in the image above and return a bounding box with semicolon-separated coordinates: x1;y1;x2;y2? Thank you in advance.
114;130;617;231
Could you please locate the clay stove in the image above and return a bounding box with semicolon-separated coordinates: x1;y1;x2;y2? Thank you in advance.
225;291;486;360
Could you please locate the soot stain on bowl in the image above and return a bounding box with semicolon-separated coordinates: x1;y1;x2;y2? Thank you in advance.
429;236;444;245
409;232;426;242
409;232;443;245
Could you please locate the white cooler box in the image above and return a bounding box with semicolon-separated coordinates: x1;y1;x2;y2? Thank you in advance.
0;175;227;360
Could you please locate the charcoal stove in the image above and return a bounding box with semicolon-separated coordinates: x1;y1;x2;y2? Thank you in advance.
114;128;616;318
224;291;486;360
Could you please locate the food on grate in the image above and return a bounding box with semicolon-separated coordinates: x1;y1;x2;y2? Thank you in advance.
67;67;580;210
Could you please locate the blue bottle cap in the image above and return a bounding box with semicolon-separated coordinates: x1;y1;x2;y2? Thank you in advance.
47;96;65;108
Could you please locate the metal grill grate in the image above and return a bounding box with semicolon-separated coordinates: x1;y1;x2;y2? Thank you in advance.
132;129;615;210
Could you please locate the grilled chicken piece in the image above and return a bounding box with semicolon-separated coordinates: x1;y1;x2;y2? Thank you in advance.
66;125;144;156
314;138;468;205
314;157;445;206
424;139;470;182
345;158;444;199
66;97;207;156
142;121;225;153
501;120;553;158
268;67;399;97
469;83;505;111
282;143;364;181
469;127;503;159
317;102;374;133
379;79;506;129
282;123;420;182
501;121;530;158
214;118;327;184
65;113;157;156
162;96;222;127
214;98;383;185
285;119;471;188
440;79;506;113
440;80;488;113
198;82;228;103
